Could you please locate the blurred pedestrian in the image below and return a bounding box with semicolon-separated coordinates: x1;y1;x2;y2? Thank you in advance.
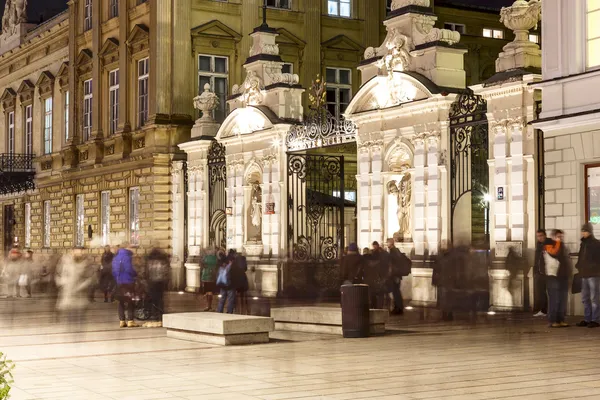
576;223;600;328
387;238;410;315
533;229;550;317
216;253;235;314
340;243;364;285
100;245;115;303
146;246;170;324
112;243;138;328
369;241;390;309
200;248;218;311
55;248;95;324
21;250;34;298
6;246;22;298
229;249;249;315
545;229;571;328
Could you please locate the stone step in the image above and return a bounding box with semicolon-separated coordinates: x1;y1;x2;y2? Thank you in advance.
163;312;274;346
271;306;389;335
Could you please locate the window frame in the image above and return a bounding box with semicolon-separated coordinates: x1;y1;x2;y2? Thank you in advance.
44;97;53;155
587;0;600;69
197;54;229;122
83;79;93;142
109;69;119;136
282;62;294;75
444;22;466;34
64;90;70;142
101;190;110;246
84;0;92;31
483;28;504;39
75;194;85;247
129;187;140;246
325;67;352;120
7;111;14;155
137;58;149;128
43;200;51;248
327;0;351;18
109;0;118;19
266;0;291;9
585;163;600;225
24;105;32;155
24;203;31;248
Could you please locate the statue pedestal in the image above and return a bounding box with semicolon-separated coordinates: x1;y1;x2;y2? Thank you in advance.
0;23;36;55
191;119;219;139
244;243;264;257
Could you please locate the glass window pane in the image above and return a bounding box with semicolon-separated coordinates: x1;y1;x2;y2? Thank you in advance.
199;75;211;94
326;88;337;103
214;77;227;95
280;0;290;8
493;30;504;39
326;103;336;116
588;166;600;228
483;28;492;38
340;3;350;17
339;69;351;84
328;1;338;16
326;68;337;83
588;38;600;67
199;56;211;72
589;0;600;12
589;10;600;40
215;57;227;73
339;88;351;105
282;63;292;74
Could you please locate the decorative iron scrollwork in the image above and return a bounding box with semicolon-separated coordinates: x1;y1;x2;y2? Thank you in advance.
208;140;227;249
0;153;35;194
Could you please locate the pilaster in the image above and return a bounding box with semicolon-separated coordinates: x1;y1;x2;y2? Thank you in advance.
91;0;102;139
149;0;172;122
411;134;426;256
172;0;193;118
303;0;322;90
241;0;260;65
118;0;130;132
425;132;441;255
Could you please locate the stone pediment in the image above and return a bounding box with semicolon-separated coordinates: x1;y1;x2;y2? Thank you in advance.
99;38;119;65
17;80;35;103
76;49;93;75
275;28;305;47
322;35;364;52
345;72;437;115
0;88;16;110
36;71;55;97
57;62;69;87
191;20;242;41
216;106;277;140
127;24;150;54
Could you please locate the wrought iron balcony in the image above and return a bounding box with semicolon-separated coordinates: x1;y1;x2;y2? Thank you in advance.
0;153;36;194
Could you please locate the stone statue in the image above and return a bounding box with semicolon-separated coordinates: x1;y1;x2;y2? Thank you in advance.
2;0;28;36
388;174;412;242
250;184;262;234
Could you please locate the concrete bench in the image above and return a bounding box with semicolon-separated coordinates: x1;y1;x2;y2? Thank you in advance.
271;306;388;336
163;312;274;346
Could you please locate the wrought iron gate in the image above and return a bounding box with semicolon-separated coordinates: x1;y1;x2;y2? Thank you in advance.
449;91;490;247
287;154;346;262
207;141;227;250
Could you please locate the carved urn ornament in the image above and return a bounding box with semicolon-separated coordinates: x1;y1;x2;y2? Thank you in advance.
390;0;430;11
499;0;542;50
193;83;219;122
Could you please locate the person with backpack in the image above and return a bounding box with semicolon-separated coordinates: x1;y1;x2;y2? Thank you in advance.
146;246;170;324
112;243;138;328
216;253;236;314
387;238;411;315
228;250;249;315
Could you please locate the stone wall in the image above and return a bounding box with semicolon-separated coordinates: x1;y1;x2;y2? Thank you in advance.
544;130;600;252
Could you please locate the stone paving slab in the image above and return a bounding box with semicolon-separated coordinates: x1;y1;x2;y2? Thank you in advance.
3;296;600;399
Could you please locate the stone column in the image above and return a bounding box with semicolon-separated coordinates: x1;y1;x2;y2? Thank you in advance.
227;159;244;251
172;0;193;119
91;0;102;139
67;1;77;146
357;143;371;248
411;135;426;256
303;0;322;89
171;161;185;289
149;0;172;122
425;132;441;255
370;140;385;245
508;117;527;241
261;154;280;256
491;120;509;244
118;0;130;132
241;0;260;63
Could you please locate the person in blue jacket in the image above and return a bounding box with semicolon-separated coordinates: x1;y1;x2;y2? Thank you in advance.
112;243;138;328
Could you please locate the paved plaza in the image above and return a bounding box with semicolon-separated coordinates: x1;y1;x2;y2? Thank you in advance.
3;296;600;400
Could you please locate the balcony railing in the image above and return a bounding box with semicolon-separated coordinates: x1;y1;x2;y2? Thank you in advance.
0;153;35;194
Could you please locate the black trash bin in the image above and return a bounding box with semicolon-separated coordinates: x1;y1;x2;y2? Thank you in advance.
341;284;370;338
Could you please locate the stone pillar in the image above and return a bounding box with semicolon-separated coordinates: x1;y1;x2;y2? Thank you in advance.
118;0;130;132
241;0;260;63
425;132;441;255
261;154;280;256
172;0;193;119
303;0;322;89
508;118;527;241
362;0;380;48
91;0;102;139
370;141;385;246
171;161;185;281
67;1;77;146
149;0;172;122
491;120;508;244
411;135;427;256
227;159;244;251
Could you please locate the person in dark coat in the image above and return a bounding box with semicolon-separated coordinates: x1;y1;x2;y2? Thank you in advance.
100;245;115;303
576;223;600;328
367;241;389;309
146;246;170;323
340;243;364;284
112;244;138;328
544;230;570;328
216;253;236;314
228;250;249;315
387;238;407;315
533;229;551;317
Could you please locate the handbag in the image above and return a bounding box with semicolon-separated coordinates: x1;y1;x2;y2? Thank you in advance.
18;274;28;287
572;273;582;294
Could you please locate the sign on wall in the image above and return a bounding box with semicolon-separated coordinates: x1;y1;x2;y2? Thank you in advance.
497;186;505;201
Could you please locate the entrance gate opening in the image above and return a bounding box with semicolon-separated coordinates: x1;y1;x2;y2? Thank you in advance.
207;141;227;250
449;90;490;249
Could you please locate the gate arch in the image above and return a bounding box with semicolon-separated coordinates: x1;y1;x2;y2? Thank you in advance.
207;141;227;250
